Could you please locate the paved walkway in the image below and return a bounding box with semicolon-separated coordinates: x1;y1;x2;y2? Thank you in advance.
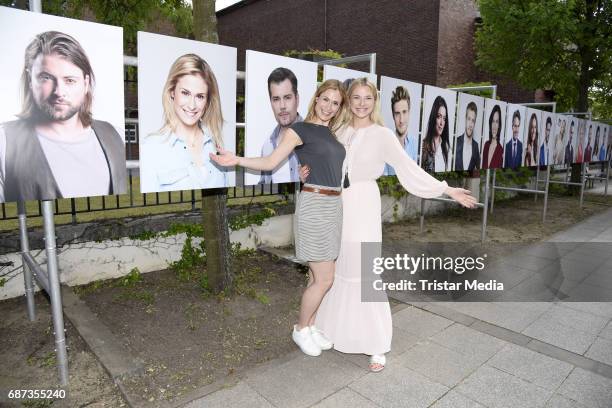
182;207;612;408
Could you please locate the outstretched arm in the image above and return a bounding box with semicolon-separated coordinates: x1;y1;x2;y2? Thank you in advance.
210;128;302;171
380;128;477;208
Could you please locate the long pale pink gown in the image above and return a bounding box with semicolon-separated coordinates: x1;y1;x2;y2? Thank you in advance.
315;124;448;355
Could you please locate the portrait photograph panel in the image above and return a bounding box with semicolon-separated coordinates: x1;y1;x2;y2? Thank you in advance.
420;85;457;173
379;76;422;175
453;93;484;172
538;110;555;166
137;31;237;193
322;65;377;88
0;6;125;203
604;125;612;162
244;50;318;186
502;104;527;169
590;122;606;163
566;116;579;164
600;123;610;162
574;118;587;164
552;114;570;165
481;98;507;170
523;108;542;167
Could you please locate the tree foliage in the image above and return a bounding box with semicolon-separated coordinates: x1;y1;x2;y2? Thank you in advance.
475;0;612;114
2;0;193;54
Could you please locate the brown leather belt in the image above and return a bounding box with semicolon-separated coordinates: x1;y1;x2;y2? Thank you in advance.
301;186;341;196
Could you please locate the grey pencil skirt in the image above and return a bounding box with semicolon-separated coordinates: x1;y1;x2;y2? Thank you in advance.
294;183;343;262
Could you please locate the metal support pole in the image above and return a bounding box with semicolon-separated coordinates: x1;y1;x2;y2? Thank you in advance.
369;53;377;75
481;169;490;243
579;163;586;208
605;159;610;196
18;202;36;321
41;201;69;386
534;166;540;202
29;0;42;12
543;165;551;222
490;170;496;214
419;198;425;232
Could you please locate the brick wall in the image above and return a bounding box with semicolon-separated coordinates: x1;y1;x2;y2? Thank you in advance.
217;0;536;101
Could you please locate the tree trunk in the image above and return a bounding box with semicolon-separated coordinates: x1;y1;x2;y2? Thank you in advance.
193;0;232;292
193;0;219;44
201;188;232;292
570;1;596;195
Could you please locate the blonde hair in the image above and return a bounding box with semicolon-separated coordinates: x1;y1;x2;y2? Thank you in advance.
19;31;95;126
304;79;350;134
346;77;384;126
158;54;224;148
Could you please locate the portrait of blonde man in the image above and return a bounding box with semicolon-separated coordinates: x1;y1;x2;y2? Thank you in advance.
0;30;126;202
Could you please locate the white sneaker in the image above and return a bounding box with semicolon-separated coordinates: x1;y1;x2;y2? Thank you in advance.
309;325;333;350
292;325;321;356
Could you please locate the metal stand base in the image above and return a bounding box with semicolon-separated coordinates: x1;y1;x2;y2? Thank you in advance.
18;201;69;386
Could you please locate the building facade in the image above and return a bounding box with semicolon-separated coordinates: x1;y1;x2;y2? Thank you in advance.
217;0;536;103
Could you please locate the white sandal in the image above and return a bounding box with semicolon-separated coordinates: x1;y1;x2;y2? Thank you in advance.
369;354;386;372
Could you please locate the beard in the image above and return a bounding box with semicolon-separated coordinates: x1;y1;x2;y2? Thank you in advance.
35;97;81;122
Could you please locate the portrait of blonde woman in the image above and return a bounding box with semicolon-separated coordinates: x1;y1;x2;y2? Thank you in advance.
140;54;229;192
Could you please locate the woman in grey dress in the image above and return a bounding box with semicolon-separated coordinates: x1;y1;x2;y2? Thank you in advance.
210;79;350;357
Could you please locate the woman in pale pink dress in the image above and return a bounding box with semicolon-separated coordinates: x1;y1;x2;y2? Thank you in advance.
306;78;477;372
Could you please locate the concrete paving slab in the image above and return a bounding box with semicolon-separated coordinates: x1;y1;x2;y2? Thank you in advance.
487;343;573;390
408;302;476;326
349;365;448;408
397;341;481;387
566;242;612;260
591;231;612;242
557;367;612;408
430;390;486;408
520;243;567;260
439;302;545;332
183;382;273;408
431;390;485;408
468;320;532;347
455;365;552;408
429;323;507;364
391;306;453;339
522;316;598;355
552;302;612;319
566;282;612;303
537;304;609;335
497;272;580;302
496;254;556;273
544;394;590;408
311;388;379;408
582;270;612;290
585;337;612;366
525;339;612;380
244;351;365;408
336;326;421;371
598;321;612;340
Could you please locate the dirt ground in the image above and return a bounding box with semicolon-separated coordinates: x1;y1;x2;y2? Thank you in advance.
0;294;126;408
0;190;610;407
76;251;307;407
385;192;611;243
